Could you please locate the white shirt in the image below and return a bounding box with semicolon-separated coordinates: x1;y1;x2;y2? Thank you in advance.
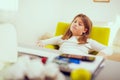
41;35;113;55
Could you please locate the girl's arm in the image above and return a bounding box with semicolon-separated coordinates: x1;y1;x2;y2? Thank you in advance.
88;39;113;56
37;35;62;47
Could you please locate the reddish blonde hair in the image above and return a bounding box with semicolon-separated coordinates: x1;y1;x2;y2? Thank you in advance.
62;14;92;43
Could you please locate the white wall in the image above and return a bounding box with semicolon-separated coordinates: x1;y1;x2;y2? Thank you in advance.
13;0;120;46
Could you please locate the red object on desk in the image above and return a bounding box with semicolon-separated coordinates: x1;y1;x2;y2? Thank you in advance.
41;57;48;64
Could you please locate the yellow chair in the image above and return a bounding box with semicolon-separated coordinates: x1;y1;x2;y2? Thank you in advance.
45;22;110;50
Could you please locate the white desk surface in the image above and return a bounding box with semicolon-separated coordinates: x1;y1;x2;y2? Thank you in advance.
18;45;61;62
18;45;120;80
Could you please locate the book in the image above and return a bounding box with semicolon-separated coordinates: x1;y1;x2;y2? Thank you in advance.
52;53;105;76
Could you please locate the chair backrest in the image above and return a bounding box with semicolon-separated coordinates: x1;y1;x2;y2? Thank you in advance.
55;22;110;46
55;22;70;36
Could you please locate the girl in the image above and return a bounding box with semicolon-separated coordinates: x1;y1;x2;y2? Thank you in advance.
37;14;113;57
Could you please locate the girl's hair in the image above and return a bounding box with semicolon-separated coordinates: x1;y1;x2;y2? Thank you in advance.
62;14;92;44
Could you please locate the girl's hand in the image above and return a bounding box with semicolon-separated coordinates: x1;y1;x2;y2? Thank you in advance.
36;40;45;47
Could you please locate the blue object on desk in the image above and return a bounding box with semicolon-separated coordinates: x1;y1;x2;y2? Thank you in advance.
69;58;80;64
56;56;80;64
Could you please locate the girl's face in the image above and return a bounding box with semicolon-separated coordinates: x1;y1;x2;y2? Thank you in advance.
70;17;87;36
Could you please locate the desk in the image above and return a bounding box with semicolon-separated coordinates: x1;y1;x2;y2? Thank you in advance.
18;46;120;80
18;45;61;62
